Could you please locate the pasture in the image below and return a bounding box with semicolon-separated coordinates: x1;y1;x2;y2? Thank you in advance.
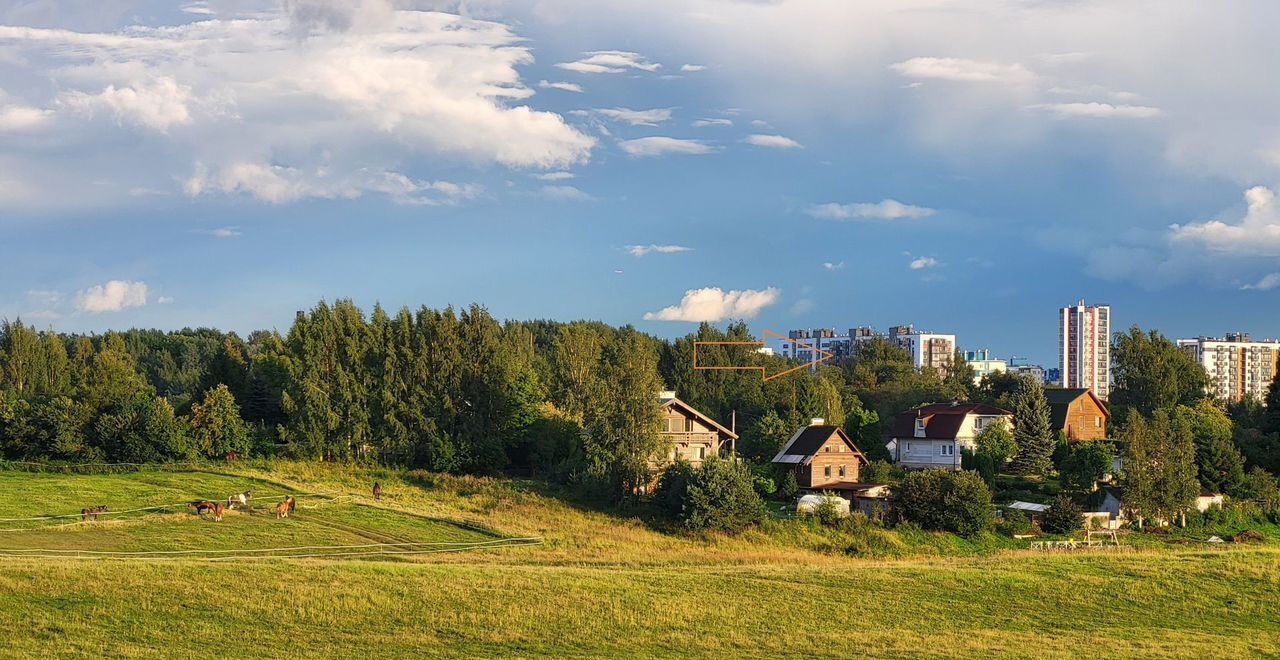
1;464;1278;658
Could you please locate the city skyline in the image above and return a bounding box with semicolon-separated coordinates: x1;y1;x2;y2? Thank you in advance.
4;2;1280;369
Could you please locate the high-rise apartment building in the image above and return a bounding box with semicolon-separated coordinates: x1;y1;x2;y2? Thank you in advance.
1059;299;1111;400
777;325;956;373
1177;333;1280;402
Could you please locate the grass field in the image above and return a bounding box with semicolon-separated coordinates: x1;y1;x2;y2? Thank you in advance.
1;463;1278;658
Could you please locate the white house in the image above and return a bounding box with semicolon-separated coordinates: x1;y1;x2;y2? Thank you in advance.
887;402;1014;470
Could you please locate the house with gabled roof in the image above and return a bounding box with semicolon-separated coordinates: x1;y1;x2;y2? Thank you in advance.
1043;388;1109;442
657;391;738;468
887;401;1014;470
772;420;870;489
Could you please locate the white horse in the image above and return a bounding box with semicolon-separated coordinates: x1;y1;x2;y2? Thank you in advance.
227;491;252;510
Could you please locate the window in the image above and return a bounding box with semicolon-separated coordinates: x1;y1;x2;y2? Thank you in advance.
696;446;706;460
915;419;926;435
824;465;832;477
974;417;984;431
1095;416;1102;428
662;419;673;433
685;419;694;432
838;465;846;477
940;444;954;456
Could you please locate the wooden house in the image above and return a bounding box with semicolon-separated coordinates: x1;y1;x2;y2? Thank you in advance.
1044;388;1109;442
772;422;869;489
657;391;738;467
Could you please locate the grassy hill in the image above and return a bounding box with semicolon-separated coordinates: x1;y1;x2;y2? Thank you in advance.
1;463;1278;658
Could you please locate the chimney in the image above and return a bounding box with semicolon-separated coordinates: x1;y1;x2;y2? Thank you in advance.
810;417;825;426
659;390;677;401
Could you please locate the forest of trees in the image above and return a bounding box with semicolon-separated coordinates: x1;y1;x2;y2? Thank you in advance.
3;303;1280;510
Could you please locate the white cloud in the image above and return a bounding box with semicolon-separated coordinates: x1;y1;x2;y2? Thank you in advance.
556;50;660;74
744;133;802;149
540;184;592;201
58;76;196;132
75;280;148;313
890;57;1035;84
618;136;714;157
1170;186;1280;256
0;104;50;131
537;171;575;181
909;256;940;270
593;107;673;126
680;64;706;72
692;118;732;127
183;162;481;205
156;295;175;304
806;199;936;220
0;8;594;209
1241;273;1280;291
822;261;845;271
626;244;693;257
538;80;583;93
194;227;241;238
1027;102;1163;119
643;286;780;322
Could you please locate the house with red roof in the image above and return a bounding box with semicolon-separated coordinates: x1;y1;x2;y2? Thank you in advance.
887;401;1014;470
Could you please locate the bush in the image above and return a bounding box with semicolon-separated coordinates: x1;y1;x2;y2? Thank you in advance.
658;458;765;534
778;470;800;500
813;494;848;527
895;469;994;537
996;509;1034;537
1042;494;1084;535
1058;441;1113;495
653;460;696;520
745;461;777;497
860;459;895;485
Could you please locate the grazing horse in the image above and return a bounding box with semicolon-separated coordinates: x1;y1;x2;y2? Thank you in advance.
81;505;107;522
227;491;252;510
373;482;382;501
190;500;224;522
276;496;296;519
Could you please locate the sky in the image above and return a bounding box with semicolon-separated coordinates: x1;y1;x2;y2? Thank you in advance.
2;0;1280;366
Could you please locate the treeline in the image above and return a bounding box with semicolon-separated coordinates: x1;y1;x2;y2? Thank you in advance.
4;302;1280;507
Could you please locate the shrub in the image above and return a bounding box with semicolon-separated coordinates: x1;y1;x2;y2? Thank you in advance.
813;494;848;527
996;509;1034;537
660;458;765;534
861;459;895;485
1059;441;1113;495
745;462;777;497
653;460;696;520
1042;494;1084;535
778;470;800;500
895;469;994;537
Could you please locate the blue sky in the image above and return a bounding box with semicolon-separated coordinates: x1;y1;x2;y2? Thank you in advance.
2;1;1280;366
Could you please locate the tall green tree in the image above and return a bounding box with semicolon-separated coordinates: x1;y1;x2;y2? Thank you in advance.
583;330;664;499
190;384;252;458
1176;400;1244;495
1121;409;1200;526
1111;326;1208;419
1009;376;1054;475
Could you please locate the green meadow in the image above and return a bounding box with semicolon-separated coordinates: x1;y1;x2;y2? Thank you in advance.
1;463;1277;658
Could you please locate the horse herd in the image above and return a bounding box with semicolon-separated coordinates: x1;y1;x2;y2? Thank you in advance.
79;483;383;524
186;492;298;522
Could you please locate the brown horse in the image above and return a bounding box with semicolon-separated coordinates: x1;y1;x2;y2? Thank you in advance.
81;505;107;522
191;500;224;522
276;496;296;519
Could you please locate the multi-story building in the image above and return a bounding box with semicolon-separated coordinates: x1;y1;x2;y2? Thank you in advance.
1059;299;1111;400
897;331;957;374
1177;333;1280;402
963;349;1007;383
776;325;956;374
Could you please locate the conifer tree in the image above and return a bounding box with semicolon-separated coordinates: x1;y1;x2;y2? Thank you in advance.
1009;376;1053;475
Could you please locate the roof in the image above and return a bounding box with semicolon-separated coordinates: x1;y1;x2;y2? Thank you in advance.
660;396;738;440
889;402;1013;440
1043;388;1110;430
802;482;891;495
1007;501;1050;513
772;425;867;465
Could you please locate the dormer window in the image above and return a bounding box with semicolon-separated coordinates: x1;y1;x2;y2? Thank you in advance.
915;418;926;437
